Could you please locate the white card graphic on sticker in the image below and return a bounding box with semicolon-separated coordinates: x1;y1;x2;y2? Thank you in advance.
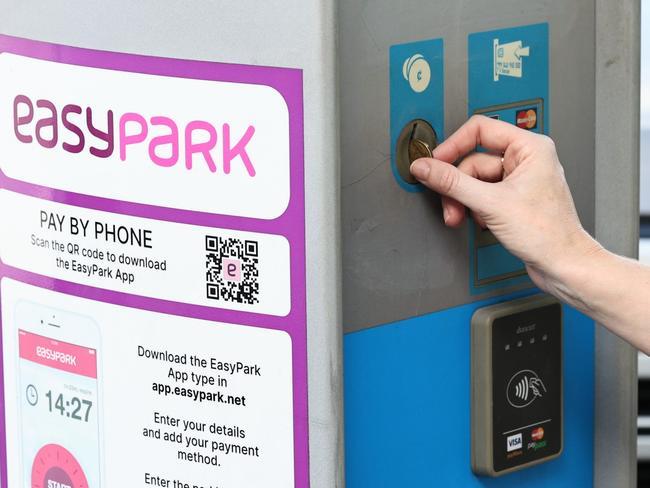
493;39;529;81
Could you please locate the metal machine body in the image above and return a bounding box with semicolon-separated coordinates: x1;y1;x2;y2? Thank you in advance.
340;0;638;486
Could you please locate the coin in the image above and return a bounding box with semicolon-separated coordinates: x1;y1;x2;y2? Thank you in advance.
408;138;433;162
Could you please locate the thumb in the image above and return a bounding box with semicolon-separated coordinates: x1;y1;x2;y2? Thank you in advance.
410;158;494;212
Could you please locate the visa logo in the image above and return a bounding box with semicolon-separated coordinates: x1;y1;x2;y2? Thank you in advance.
507;433;523;452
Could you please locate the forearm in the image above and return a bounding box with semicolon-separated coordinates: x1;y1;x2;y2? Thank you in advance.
547;242;650;353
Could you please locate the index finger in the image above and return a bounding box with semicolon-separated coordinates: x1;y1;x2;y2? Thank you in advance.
432;114;530;163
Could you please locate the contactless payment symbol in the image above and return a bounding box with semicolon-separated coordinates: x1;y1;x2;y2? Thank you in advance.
402;54;431;93
506;369;547;408
493;39;530;81
32;444;89;488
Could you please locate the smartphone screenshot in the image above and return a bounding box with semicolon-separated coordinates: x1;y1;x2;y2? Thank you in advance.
16;302;102;487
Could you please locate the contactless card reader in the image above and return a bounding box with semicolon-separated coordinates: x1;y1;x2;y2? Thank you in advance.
471;294;562;476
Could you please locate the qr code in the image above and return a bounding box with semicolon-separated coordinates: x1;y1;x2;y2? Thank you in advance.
205;235;260;305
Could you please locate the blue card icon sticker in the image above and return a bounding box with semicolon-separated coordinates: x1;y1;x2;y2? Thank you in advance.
468;23;548;293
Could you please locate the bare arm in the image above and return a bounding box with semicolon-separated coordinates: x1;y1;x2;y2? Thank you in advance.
550;246;650;352
410;115;650;353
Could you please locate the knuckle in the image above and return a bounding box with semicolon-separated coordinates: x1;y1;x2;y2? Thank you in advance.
437;166;460;195
469;114;487;125
537;134;556;150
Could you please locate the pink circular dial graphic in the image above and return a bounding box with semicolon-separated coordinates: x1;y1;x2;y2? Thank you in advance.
32;444;89;488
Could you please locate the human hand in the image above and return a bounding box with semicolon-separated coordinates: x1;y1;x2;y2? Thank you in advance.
409;115;602;293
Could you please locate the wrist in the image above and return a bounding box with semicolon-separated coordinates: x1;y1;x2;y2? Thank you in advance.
541;230;609;311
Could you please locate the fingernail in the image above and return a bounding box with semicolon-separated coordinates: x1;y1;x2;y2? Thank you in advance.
410;160;430;180
443;208;450;223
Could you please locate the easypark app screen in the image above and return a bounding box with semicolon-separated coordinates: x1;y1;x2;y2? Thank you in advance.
18;329;101;488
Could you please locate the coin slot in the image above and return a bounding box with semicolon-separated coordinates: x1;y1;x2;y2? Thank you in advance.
395;119;438;185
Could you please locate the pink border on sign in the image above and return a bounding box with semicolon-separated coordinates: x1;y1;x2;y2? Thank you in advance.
0;34;308;487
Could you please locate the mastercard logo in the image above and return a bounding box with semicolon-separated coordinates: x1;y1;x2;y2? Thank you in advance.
531;427;545;441
516;108;538;130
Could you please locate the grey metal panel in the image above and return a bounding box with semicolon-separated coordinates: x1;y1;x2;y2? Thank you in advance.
642;131;650;214
0;2;344;487
594;0;640;486
340;0;596;332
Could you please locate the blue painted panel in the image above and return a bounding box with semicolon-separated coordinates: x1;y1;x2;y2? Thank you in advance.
390;38;444;192
344;292;594;487
468;24;549;294
476;243;526;282
468;24;549;119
